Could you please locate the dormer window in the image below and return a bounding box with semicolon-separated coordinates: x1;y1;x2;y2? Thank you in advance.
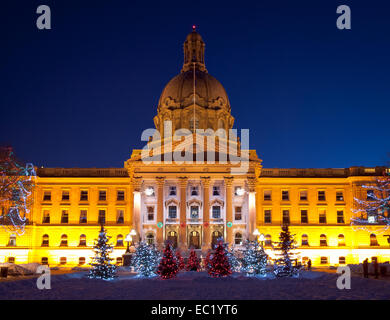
213;186;220;196
191;186;199;196
169;186;177;196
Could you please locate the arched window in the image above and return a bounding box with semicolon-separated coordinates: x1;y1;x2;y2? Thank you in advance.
116;257;123;265
211;231;222;248
301;234;309;246
60;234;68;247
60;257;67;265
146;233;155;245
79;234;86;247
167;231;178;249
265;234;272;247
79;257;86;265
41;257;48;265
116;234;124;247
234;232;242;245
8;234;16;247
320;234;327;247
41;234;49;247
338;234;345;246
370;234;379;246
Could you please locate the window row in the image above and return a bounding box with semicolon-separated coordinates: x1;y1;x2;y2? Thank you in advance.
145;185;245;197
40;256;123;266
42;209;125;224
263;209;345;224
263;190;345;202
40;234;126;247
42;190;126;202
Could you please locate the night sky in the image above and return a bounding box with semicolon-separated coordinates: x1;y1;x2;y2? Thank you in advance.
1;0;389;169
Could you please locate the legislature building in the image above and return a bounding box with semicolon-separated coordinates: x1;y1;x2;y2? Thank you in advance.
1;29;389;267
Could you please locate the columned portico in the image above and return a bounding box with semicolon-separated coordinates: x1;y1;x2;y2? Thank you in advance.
156;177;165;245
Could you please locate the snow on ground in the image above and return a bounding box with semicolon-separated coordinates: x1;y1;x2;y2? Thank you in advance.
1;269;390;300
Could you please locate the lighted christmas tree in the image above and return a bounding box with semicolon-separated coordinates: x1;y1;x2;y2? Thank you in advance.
241;240;268;276
186;249;201;271
226;245;241;273
206;241;232;278
88;225;117;280
175;250;185;270
157;243;179;279
273;224;300;277
132;241;160;277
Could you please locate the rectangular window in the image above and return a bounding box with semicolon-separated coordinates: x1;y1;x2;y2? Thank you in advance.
43;191;51;201
212;206;221;219
264;190;272;201
301;210;308;223
213;186;220;196
367;190;375;201
320;257;328;264
235;207;242;221
42;210;50;224
337;210;345;224
98;210;106;224
169;186;177;196
117;209;124;224
62;191;70;201
41;257;48;265
61;210;69;224
98;190;106;201
282;210;290;225
191;186;199;196
282;190;289;201
319;209;327;224
80;190;88;201
190;206;199;219
79;210;87;224
117;190;125;201
147;206;154;221
60;257;67;265
264;210;271;223
318;191;326;201
8;257;15;264
168;206;177;219
336;191;344;202
300;190;308;201
339;257;346;264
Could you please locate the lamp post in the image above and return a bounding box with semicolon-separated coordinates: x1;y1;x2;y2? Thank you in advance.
123;229;136;267
253;229;260;242
125;234;132;253
130;229;137;244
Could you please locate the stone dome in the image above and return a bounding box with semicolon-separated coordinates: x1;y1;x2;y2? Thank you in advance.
157;69;231;113
154;29;234;134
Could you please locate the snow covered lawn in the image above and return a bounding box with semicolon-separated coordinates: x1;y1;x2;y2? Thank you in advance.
1;270;390;300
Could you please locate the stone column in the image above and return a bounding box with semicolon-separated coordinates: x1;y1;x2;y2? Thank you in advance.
156;177;165;246
178;177;188;249
132;177;142;243
224;176;234;244
247;177;257;240
201;177;211;250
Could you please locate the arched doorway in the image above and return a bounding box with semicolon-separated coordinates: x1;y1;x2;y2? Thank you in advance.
211;231;222;248
167;231;178;249
189;231;200;249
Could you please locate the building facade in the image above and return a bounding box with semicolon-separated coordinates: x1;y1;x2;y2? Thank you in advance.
1;30;389;267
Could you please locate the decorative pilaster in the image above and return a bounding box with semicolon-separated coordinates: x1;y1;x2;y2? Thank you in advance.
178;177;188;249
224;176;234;244
156;177;165;245
132;176;142;242
201;177;211;250
247;176;257;239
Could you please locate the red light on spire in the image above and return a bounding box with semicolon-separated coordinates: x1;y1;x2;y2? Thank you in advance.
192;25;196;31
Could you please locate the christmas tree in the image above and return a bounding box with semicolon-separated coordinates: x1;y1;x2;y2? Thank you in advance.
241;240;268;276
273;224;300;277
88;225;117;280
186;249;200;271
157;243;179;279
226;245;241;273
132;241;160;277
206;241;232;278
351;171;390;230
175;250;185;270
